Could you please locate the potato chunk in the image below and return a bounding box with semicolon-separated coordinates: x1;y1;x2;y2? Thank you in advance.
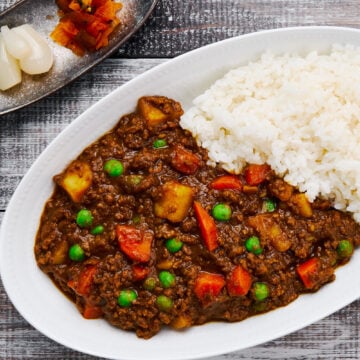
289;193;313;218
154;181;194;222
138;96;183;128
171;315;192;330
51;240;68;265
139;98;167;127
248;214;292;252
57;160;93;203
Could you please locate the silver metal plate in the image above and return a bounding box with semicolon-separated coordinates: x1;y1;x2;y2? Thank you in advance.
0;0;158;115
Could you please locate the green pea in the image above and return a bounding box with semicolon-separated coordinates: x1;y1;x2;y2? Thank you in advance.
132;215;141;224
91;225;104;235
159;271;175;288
104;159;124;177
337;239;353;258
254;282;269;301
212;203;232;221
117;289;137;307
253;301;267;312
153;139;167;149
76;209;93;228
165;238;183;253
263;199;276;212
156;295;173;312
245;236;263;255
143;277;157;291
69;244;85;261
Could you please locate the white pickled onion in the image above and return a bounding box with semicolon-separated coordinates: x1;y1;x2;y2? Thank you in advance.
0;33;21;91
1;25;31;59
13;24;53;75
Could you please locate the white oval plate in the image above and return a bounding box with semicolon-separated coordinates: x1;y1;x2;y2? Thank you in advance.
1;26;360;360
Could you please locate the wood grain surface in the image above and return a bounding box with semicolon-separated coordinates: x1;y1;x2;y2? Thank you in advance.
1;0;360;359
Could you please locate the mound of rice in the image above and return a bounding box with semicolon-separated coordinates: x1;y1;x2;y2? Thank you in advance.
180;45;360;222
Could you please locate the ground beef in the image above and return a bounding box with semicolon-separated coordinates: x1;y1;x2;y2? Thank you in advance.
34;96;360;339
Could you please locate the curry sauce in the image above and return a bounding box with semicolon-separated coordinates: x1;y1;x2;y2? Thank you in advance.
35;96;360;338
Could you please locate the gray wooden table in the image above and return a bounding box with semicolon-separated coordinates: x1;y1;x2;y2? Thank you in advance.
1;0;360;359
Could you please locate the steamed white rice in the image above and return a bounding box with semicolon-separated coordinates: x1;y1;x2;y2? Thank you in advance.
180;44;360;222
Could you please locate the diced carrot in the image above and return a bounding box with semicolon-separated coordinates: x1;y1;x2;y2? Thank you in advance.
132;264;150;281
82;304;103;319
296;258;320;289
116;225;153;263
227;265;252;296
171;145;200;175
194;272;225;305
77;266;97;296
193;201;218;252
210;175;242;191
68;265;97;296
244;164;271;186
